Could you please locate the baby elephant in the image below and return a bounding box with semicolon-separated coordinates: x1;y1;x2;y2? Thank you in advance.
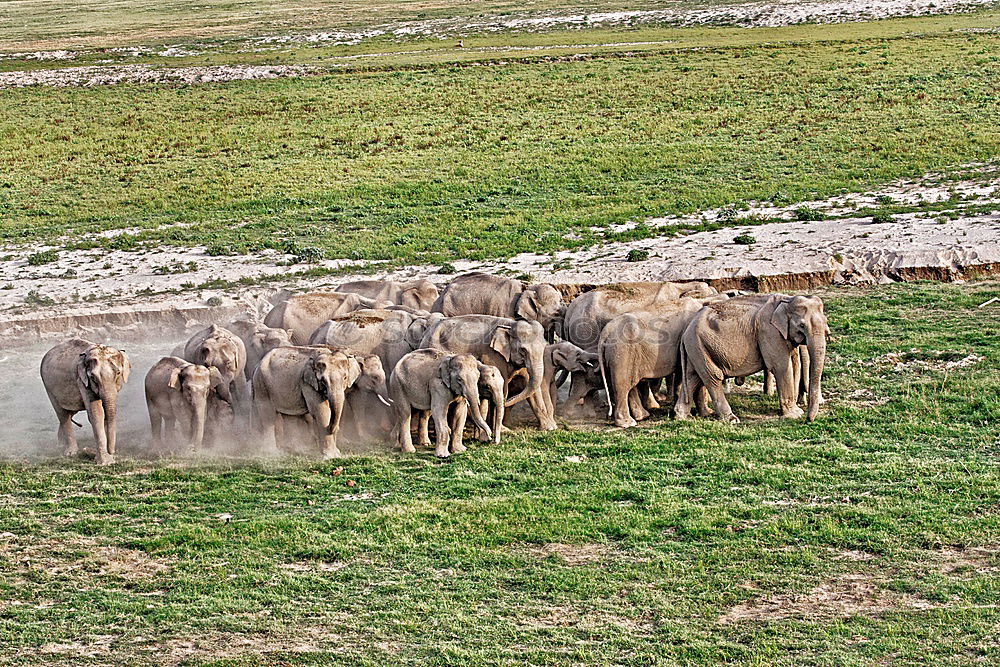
144;357;231;453
390;350;501;458
40;338;132;465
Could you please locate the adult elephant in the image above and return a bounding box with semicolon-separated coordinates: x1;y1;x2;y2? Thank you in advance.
251;347;390;458
144;357;230;453
181;325;248;411
40;338;131;465
562;281;718;352
264;292;388;345
676;294;828;423
227;320;293;380
336;279;439;312
389;350;501;457
308;309;443;377
420;314;554;430
598;297;704;428
431;272;564;341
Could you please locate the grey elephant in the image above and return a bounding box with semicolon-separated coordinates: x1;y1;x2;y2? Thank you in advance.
598;297;704;427
431;272;565;341
227;319;293;380
144;356;231;453
676;294;829;423
40;338;132;465
252;346;390;458
336;279;439;312
538;341;599;421
264;292;391;344
181;324;248;411
562;281;717;352
308;308;443;377
420;314;554;430
389;350;500;457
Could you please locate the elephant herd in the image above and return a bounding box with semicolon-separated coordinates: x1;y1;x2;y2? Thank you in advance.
38;272;830;465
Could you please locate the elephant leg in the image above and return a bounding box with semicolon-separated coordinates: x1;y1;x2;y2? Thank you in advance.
395;405;415;454
85;399;113;465
628;387;650;422
417;410;432;448
770;354;804;419
695;385;712;417
704;379;739;424
610;372;637;428
763;370;776;396
309;400;340;459
640;379;660;410
147;402;162;451
449;400;468;454
56;407;79;456
430;399;452;459
529;388;557;431
674;371;700;420
564;372;590;414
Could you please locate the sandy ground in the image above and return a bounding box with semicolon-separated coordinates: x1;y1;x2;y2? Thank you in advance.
1;0;996;88
3;167;999;331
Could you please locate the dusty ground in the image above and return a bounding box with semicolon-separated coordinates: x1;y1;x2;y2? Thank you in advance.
0;64;314;88
4;166;999;338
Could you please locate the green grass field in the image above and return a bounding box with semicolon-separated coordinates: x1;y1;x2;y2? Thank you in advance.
2;282;999;664
2;12;1000;268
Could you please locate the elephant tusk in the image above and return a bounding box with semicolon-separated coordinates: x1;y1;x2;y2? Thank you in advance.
378;394;392;407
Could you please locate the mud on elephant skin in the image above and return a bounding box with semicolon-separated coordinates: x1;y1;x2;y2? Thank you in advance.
264;291;392;345
181;324;249;413
40;338;132;465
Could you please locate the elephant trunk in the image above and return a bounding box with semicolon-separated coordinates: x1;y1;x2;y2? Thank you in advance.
487;378;505;444
327;387;346;436
805;324;827;421
190;400;207;450
99;386;120;454
505;355;544;408
465;383;492;440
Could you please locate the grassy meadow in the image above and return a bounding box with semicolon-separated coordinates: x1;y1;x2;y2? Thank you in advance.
2;12;1000;267
2;281;999;664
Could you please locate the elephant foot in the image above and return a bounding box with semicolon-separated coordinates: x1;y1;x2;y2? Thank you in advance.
673;407;691;420
540;420;558;432
322;448;342;460
782;405;805;419
451;442;467;454
434;448;451;459
722;413;740;425
400;443;417;454
614;416;638;429
476;429;491;443
63;445;79;457
96;454;115;466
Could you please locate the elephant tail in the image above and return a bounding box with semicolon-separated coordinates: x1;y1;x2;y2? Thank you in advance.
598;338;612;418
679;339;690;407
71;417;83;428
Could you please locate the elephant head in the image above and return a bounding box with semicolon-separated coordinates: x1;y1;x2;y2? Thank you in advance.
302;349;357;435
247;327;292;376
350;354;393;407
476;363;505;444
404;312;445;349
401;280;440;311
514;284;565;342
77;345;131;404
439;355;493;440
770;295;829;421
195;325;241;381
551;342;600;388
168;364;225;449
490;319;546;408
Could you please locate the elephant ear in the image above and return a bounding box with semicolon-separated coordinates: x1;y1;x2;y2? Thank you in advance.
770;299;792;341
208;366;224;389
551;345;580;372
405;318;428;348
514;289;540;321
118;351;131;384
346;356;362;387
77;354;92;391
439;357;463;395
302;358;322;392
167;368;183;390
489;325;513;362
